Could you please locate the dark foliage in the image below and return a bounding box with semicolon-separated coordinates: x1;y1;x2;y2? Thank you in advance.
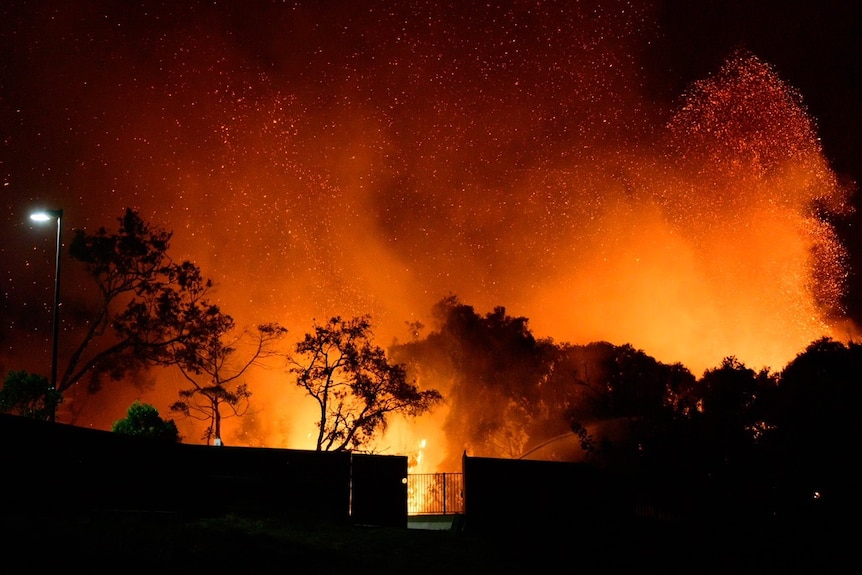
111;400;180;443
58;209;230;413
0;370;63;420
289;315;442;452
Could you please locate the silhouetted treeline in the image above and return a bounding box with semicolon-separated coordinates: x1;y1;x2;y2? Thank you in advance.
391;295;862;521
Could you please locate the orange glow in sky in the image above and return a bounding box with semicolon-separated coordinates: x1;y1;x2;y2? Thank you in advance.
1;2;856;470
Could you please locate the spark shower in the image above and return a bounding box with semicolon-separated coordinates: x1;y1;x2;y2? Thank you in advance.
1;1;856;462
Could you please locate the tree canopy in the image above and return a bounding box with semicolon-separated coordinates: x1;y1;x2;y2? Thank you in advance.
52;208;231;422
391;295;862;520
289;315;442;452
0;370;63;420
170;322;287;445
111;400;180;443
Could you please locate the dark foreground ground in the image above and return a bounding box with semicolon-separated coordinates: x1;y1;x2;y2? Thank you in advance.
1;510;851;574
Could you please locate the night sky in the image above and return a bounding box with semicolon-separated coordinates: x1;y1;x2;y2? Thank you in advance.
2;1;861;445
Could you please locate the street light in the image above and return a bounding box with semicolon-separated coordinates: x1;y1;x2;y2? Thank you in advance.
30;208;63;422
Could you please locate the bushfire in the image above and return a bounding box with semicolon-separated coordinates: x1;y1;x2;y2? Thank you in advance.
1;3;855;477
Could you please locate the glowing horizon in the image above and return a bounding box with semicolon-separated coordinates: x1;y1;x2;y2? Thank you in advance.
2;3;856;471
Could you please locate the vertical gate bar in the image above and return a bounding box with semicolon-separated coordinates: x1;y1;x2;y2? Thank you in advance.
442;473;447;514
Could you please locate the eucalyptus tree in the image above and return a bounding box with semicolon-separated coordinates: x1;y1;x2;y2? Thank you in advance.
43;208;235;422
288;315;442;452
169;322;287;445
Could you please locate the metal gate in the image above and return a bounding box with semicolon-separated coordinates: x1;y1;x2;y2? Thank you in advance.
407;473;464;515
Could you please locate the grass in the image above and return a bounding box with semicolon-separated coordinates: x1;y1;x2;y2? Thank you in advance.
2;508;851;574
3;511;547;574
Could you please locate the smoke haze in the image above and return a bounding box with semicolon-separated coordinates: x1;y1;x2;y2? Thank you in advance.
1;1;856;463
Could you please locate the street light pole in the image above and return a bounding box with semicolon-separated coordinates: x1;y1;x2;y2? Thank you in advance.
30;208;63;422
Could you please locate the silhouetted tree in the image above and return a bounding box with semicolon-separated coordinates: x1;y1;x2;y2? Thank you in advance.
289;315;442;452
112;400;180;443
55;208;230;422
696;356;772;460
764;337;862;518
170;322;287;445
559;343;699;472
390;295;557;466
0;370;63;420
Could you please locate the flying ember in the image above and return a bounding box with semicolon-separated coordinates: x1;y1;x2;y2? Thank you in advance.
1;2;855;472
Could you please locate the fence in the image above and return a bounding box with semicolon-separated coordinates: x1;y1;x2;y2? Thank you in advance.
0;413;408;527
407;472;464;515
